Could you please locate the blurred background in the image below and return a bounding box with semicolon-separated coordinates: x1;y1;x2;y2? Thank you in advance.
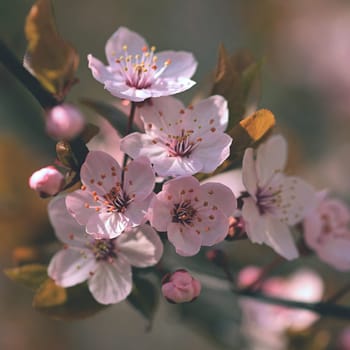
1;0;350;349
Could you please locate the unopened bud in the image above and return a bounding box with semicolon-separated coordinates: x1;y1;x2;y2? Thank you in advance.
29;166;64;197
46;104;85;140
161;269;201;304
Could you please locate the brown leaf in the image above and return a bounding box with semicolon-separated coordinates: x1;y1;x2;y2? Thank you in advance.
33;278;67;308
24;0;79;98
4;264;48;290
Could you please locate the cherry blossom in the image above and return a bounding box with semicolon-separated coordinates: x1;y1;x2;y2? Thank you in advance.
162;269;201;303
241;135;316;260
88;26;197;102
48;196;163;305
303;191;350;271
29;166;64;196
149;176;236;256
66;151;155;239
120;95;232;176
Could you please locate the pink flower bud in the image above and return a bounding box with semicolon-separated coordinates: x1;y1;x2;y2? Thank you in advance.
46;104;85;140
338;327;350;350
161;269;201;303
29;166;64;196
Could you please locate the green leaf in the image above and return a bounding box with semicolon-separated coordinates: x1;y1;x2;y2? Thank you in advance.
127;275;159;328
211;45;261;129
34;282;107;320
4;264;48;290
81;99;141;137
24;0;79;97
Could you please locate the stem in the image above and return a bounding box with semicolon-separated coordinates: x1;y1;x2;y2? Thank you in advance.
0;39;58;108
122;101;137;169
234;288;350;321
326;280;350;304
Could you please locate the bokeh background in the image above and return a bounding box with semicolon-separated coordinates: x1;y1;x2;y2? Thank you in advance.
1;0;350;349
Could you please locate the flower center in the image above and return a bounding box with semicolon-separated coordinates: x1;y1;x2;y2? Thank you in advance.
91;239;116;262
167;130;196;157
256;187;282;215
172;200;197;225
116;45;171;89
103;185;131;213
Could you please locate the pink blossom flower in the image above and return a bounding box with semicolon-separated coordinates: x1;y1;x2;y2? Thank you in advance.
48;196;163;305
88;27;197;102
46;104;85;140
29;166;64;196
238;267;323;334
241;135;316;260
66;151;155;239
304;191;350;271
149;176;236;256
120;95;232;176
161;269;201;303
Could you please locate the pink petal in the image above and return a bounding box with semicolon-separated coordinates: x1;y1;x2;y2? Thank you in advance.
185;95;228;133
155;51;197;79
117;225;163;267
317;238;350;271
65;190;95;225
274;176;317;225
192;133;232;173
153;156;203;177
87;54;119;84
256;135;288;188
149;77;196;98
242;197;266;244
104;80;153;102
86;212;129;238
48;248;97;288
105;27;147;66
148;196;173;232
242;148;258;198
48;196;88;247
198;209;229;246
80;151;122;194
162;176;200;204
123;157;155;200
125;193;154;226
198;182;236;218
265;217;299;260
167;222;201;256
88;258;132;304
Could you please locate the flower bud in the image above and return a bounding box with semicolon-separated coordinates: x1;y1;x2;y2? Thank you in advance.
161;269;201;303
46;104;85;140
29;166;64;197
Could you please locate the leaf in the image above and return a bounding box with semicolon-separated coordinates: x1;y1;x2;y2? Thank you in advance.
24;0;79;97
4;264;48;290
34;282;107;320
127;275;159;328
33;278;67;308
211;45;261;129
229;108;275;163
81;99;141;137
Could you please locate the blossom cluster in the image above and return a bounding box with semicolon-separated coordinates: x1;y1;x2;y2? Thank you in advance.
28;26;350;308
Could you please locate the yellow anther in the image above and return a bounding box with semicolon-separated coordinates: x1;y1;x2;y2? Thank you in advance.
151;46;156;52
122;45;128;51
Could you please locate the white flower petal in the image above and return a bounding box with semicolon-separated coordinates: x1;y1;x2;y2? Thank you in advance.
167;223;201;256
80;151;122;193
105;26;147;66
86;212;128;238
117;225;163;267
242;148;258;198
265;217;299;260
256;135;287;188
148;196;173;232
48;248;96;288
87;54;119;84
88;259;132;305
274;176;317;225
156;51;197;79
65;190;95;226
149;78;196;97
48;196;88;247
104;81;153;101
126;193;154;226
242;197;266;244
317;238;350;271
